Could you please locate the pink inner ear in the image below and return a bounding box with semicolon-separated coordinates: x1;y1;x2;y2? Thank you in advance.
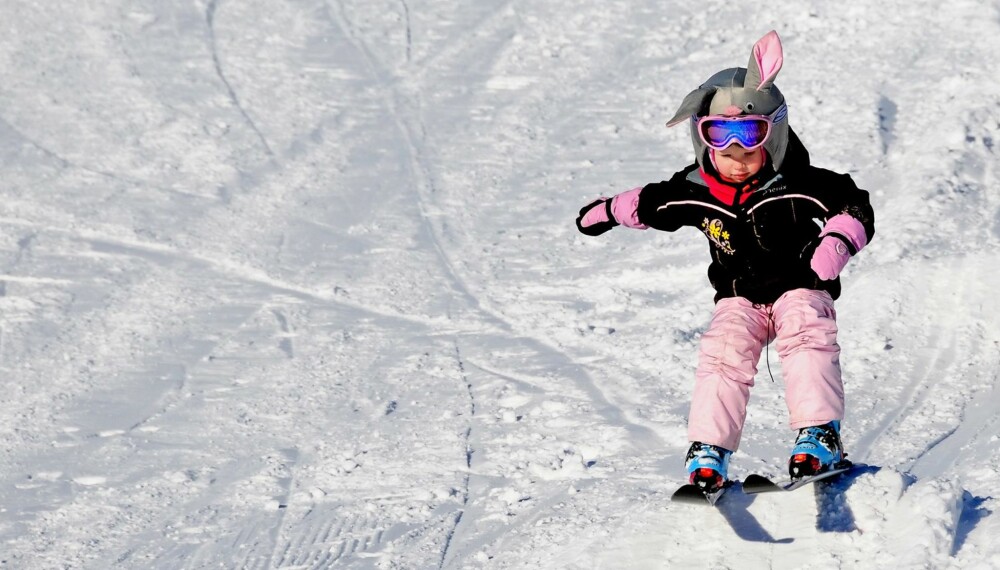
753;31;783;90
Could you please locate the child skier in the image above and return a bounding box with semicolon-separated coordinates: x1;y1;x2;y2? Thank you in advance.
575;31;875;493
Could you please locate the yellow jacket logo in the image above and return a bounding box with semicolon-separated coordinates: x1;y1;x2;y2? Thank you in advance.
702;218;735;254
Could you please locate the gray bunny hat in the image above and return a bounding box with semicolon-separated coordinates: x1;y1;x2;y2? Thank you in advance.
666;31;790;171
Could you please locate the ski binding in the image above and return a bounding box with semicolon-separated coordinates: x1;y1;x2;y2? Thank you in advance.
742;460;853;494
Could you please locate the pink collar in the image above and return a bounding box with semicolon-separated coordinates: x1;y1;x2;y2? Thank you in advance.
698;169;763;206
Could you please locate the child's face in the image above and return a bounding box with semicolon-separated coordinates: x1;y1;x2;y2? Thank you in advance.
714;146;764;183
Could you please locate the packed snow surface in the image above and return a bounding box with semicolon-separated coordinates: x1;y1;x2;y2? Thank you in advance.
1;0;999;568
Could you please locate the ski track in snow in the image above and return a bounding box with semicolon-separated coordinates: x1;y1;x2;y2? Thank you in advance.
1;0;1000;568
205;0;275;157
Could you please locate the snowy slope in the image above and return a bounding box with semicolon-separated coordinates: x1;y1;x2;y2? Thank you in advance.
1;0;999;568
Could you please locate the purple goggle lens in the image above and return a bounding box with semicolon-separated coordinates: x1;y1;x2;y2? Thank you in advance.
699;117;771;150
695;103;787;151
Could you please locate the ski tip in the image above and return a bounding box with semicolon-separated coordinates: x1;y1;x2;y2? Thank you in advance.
741;474;781;494
671;483;728;505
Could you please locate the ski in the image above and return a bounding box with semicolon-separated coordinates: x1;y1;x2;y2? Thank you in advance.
742;461;853;494
671;482;729;506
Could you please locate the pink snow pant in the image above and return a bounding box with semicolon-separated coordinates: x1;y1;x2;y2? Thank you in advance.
687;289;844;452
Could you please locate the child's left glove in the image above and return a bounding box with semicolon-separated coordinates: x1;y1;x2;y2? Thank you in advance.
810;214;869;280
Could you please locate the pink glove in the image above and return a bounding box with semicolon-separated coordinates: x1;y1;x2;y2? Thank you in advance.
575;187;649;236
810;214;869;280
610;187;649;230
810;236;852;280
576;198;617;236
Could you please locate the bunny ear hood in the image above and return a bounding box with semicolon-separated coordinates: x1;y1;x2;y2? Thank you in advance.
667;30;791;171
665;86;716;127
744;30;783;91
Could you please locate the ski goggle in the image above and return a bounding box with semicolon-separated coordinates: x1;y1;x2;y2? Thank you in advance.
695;103;787;151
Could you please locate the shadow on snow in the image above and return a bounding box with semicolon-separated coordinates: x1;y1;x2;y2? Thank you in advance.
717;487;794;544
953;491;993;556
813;463;881;533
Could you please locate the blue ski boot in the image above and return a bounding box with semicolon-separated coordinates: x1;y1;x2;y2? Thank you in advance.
788;421;844;479
685;442;732;492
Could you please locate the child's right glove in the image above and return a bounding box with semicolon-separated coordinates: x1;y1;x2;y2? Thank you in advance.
810;214;869;280
576;199;618;236
575;187;649;236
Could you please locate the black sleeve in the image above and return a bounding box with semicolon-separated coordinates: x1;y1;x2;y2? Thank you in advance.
815;169;876;245
635;166;699;232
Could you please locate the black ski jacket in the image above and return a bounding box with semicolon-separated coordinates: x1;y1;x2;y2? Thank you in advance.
635;131;875;304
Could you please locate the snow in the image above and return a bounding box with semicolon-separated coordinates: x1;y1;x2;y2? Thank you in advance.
1;0;999;567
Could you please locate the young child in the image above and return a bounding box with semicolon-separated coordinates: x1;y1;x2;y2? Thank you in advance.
575;31;875;493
